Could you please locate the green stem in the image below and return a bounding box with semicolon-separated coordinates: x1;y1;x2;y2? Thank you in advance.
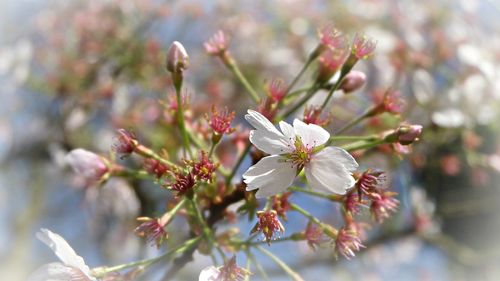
279;84;320;120
174;79;192;158
160;197;187;224
288;186;343;202
319;73;346;112
340;139;386;152
92;236;201;277
283;57;314;97
256;245;305;281
226;142;252;185
225;58;260;103
208;141;216;158
290;204;338;238
328;135;378;142
246;249;270;281
334;105;376;136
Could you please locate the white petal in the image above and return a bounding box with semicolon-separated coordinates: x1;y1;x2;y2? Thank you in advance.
245;110;292;154
293;119;330;147
249;130;293;155
245;110;282;135
305;147;357;194
321;146;359;172
279;121;295;141
36;229;92;278
243;155;297;198
199;266;220;281
28;262;93;281
66;149;105;179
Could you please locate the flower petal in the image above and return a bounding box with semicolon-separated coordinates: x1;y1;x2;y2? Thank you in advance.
293;119;330;147
245;110;292;154
245;109;281;135
199;265;220;281
279;121;295;141
305;147;357;194
36;229;92;278
28;262;93;281
243;155;296;198
249;130;293;155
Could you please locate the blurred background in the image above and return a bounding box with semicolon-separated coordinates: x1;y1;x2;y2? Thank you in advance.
1;0;500;280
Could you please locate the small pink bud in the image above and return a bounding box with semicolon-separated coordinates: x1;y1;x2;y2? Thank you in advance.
335;225;364;259
318;24;346;49
267;79;286;103
397;124;423;145
339;70;366;93
204;30;230;56
166;41;189;73
135;217;168;248
370;191;399;223
66;149;108;183
316;47;349;83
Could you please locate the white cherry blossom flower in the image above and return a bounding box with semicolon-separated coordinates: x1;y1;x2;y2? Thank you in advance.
66;149;109;183
243;109;358;198
28;228;97;281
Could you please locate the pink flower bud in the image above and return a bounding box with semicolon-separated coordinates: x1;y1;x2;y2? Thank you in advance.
166;41;189;73
397;124;423;145
251;210;284;245
339;70;366;93
66;149;108;183
204;30;230;56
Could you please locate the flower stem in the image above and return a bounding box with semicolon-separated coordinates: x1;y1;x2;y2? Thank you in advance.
160;197;187;225
290;204;338;238
279;84;320;120
341;139;386;152
319;73;346;112
92;236;201;277
328;135;379;142
256;245;305;281
224;56;260;103
245;249;270;281
334;105;377;135
283;55;315;97
288;186;343;202
174;79;192;158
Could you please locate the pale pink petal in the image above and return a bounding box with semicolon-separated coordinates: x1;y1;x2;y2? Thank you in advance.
279;121;296;141
293;119;330;147
36;229;92;278
243;155;297;198
305;147;357;194
199;265;220;281
28;262;92;281
249;130;293;155
245;110;282;135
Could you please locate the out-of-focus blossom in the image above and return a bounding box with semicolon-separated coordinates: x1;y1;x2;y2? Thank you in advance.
204;30;230;56
334;226;364;259
439;155;461;176
135;217;168;248
371;90;405;115
166;41;189;73
351;33;377;59
113;129;137;156
28;229;97;281
488;155;500;173
432;108;466;128
272;192;292;220
339;70;366;93
344;191;362;215
317;24;345;49
143;159;169;178
302;106;330;127
316;47;349;83
66;148;109;184
370;191;399;223
304;222;326;250
243;110;358;198
267;78;286;103
199;257;250;281
251;210;285;245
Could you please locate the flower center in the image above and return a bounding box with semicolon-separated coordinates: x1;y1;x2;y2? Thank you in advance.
286;137;313;169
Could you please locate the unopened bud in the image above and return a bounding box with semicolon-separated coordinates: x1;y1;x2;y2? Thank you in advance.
166;41;189;73
339;70;366;93
397;125;423;145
